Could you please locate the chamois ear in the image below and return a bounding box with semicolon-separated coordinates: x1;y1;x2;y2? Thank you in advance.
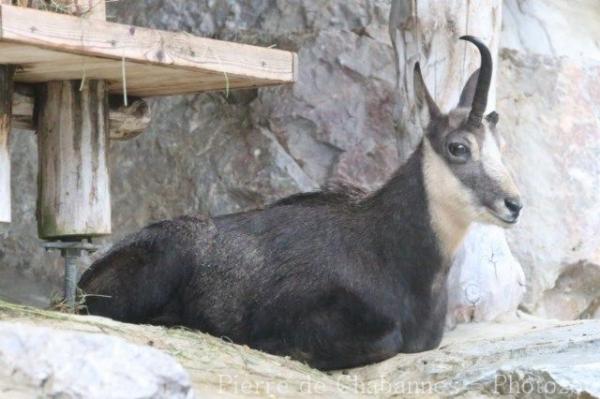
413;62;440;130
485;111;499;126
458;68;480;108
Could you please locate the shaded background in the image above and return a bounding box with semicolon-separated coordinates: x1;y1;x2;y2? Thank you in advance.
2;0;599;320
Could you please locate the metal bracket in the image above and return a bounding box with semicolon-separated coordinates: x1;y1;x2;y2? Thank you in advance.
43;240;99;311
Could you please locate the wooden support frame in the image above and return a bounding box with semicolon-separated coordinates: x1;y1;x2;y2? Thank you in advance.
0;65;14;224
12;85;151;140
0;4;298;97
0;0;297;308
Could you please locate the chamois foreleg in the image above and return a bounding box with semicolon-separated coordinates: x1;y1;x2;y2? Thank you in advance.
250;288;403;370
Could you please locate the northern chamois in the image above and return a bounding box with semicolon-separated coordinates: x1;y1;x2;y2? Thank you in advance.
79;36;522;370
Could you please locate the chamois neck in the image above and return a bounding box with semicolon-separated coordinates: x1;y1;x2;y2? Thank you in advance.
360;142;470;268
360;145;443;271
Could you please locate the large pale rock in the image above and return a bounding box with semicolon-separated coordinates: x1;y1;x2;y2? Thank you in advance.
0;301;361;399
503;0;600;60
2;301;600;398
497;48;600;317
447;224;526;326
494;0;600;320
342;316;600;398
0;322;195;399
537;261;600;320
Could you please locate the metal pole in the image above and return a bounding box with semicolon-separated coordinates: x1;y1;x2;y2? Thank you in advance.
62;247;81;310
43;240;98;312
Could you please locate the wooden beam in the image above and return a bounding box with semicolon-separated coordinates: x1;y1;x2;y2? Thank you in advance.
106;98;151;141
0;4;297;97
37;80;111;239
12;87;151;140
0;65;14;224
12;86;33;130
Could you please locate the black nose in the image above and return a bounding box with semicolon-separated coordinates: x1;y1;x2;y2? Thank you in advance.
504;197;523;217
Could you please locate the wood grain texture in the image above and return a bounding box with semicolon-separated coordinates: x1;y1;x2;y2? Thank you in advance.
12;88;33;130
0;65;14;224
0;4;297;97
106;99;151;141
12;87;151;140
36;80;111;238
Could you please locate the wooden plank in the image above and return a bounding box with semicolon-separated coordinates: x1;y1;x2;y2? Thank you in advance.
0;43;281;96
37;80;111;238
0;65;14;224
0;4;297;97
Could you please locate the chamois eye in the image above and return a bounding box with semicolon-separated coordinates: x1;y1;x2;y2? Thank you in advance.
448;143;470;160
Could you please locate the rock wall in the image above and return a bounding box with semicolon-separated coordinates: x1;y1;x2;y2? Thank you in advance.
0;0;598;320
499;0;600;317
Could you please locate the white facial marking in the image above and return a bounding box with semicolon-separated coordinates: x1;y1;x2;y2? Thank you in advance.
480;126;520;222
422;138;477;262
480;126;508;183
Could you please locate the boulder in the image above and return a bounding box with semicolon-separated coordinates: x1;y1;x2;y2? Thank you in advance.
0;301;359;399
1;301;600;398
342;316;600;398
0;322;195;399
497;48;600;317
446;224;526;327
496;0;600;319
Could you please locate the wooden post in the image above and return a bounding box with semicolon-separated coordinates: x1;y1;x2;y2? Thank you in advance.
36;80;111;239
33;0;111;240
0;65;15;225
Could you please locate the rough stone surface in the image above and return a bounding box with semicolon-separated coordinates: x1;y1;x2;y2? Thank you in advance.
503;0;600;60
1;301;600;398
0;0;598;322
497;0;600;319
0;301;362;399
498;48;600;316
0;321;195;399
446;224;526;326
341;316;600;398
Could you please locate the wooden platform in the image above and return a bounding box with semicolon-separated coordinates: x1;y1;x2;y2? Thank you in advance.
0;4;297;97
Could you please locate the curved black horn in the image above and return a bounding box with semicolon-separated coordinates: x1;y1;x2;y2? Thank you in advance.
460;35;492;128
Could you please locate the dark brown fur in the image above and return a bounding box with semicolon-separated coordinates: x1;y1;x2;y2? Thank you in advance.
79;41;521;370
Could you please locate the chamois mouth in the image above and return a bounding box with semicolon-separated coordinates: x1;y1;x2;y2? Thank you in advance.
487;208;519;226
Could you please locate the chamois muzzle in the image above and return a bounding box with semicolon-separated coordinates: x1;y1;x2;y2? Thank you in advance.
460;35;492;129
504;197;523;223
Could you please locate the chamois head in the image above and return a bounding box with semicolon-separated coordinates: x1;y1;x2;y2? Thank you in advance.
415;36;522;231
